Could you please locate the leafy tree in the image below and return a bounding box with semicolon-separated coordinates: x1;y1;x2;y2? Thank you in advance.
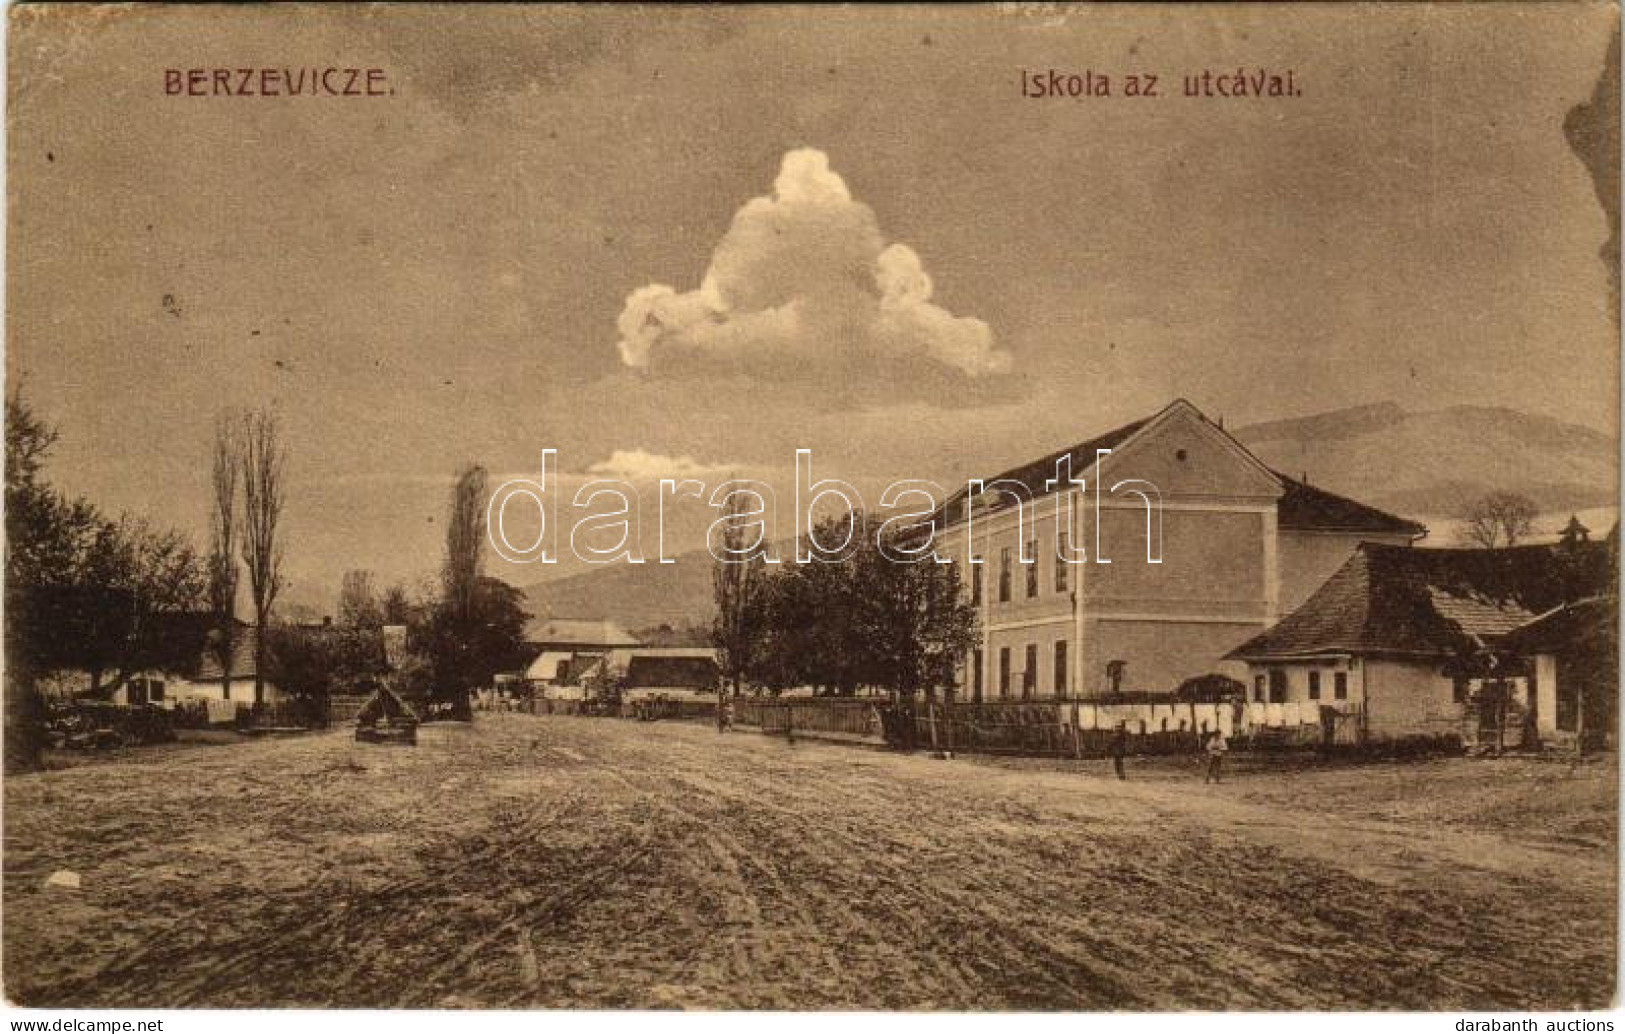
6;392;82;771
265;623;339;702
412;576;530;715
5;394;206;769
853;523;978;703
94;518;208;693
730;509;978;701
751;519;867;695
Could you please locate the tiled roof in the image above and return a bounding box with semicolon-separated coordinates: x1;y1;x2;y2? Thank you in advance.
1228;542;1612;661
1272;472;1426;537
195;625;262;680
932;417;1149;528
1501;596;1617;656
625;654;719;690
524;650;574;682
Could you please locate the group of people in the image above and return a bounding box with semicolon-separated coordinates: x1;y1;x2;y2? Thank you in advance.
1107;722;1229;783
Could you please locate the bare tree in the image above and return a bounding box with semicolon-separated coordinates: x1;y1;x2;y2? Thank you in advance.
238;409;286;704
1463;491;1538;549
208;413;240;701
380;582;412;625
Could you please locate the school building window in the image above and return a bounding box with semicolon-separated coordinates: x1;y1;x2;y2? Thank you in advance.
970;559;982;605
999;647;1011;698
1025;540;1039;597
1334;671;1348;700
1308;671;1322;700
1055;534;1070;593
972;648;984;703
1054;640;1068;695
999;548;1012;603
1253;675;1266;702
1023;644;1038;699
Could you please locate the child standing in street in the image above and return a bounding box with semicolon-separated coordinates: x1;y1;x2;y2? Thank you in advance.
1110;722;1128;780
1203;727;1228;784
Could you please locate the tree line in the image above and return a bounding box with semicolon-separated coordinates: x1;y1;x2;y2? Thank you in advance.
3;394;286;769
5;393;532;768
256;464;530;719
710;502;978;701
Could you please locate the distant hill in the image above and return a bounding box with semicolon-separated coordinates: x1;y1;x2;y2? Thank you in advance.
521;546;719;629
1234;403;1617;518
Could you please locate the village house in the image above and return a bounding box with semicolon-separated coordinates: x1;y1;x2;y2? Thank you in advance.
935;399;1425;702
1501;594;1617;751
39;615;287;713
521;618;641;694
621;649;720;702
1226;539;1614;745
117;622;287;709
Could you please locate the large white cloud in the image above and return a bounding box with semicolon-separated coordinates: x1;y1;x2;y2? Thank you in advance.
614;149;1011;381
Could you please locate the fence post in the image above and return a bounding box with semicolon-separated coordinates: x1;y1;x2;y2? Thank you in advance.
1070;707;1082;760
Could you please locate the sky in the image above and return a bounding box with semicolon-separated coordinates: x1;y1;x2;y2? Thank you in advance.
7;4;1619;613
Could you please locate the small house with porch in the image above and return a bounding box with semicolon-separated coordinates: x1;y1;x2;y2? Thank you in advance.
1226;540;1612;746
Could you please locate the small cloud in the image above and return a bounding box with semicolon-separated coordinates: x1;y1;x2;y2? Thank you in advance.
585;449;735;481
613;149;1011;393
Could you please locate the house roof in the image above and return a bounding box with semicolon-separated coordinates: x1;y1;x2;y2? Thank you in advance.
931;416;1148;528
195;624;263;681
625;654;720;690
561;652;608;685
928;400;1421;538
524;650;574;682
1500;596;1618;656
1272;473;1425;537
524;618;640;648
1227;542;1613;662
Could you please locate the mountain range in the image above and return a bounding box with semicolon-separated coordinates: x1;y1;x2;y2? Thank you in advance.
1232;402;1616;516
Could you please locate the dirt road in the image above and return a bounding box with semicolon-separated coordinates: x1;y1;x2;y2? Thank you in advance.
4;714;1615;1009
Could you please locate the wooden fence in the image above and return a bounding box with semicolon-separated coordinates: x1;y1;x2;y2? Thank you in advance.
732;697;887;744
328;694;370;724
236;698;327;732
626;697;718;722
524;697;589;717
734;695;1363;757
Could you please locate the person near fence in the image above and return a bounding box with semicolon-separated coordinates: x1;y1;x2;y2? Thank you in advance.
716;686;734;733
1110;722;1128;780
1203;727;1228;784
